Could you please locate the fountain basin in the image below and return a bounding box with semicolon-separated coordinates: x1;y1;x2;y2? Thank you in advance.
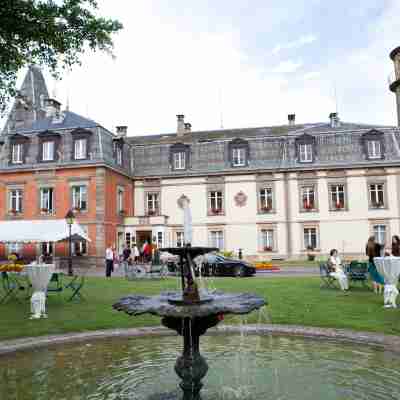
113;291;266;318
1;333;400;400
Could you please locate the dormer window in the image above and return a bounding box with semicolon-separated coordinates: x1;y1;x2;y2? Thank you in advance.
11;143;23;164
170;143;190;171
42;141;55;161
74;138;87;160
367;140;381;159
228;138;249;167
296;134;315;163
361;129;385;160
299;143;313;162
113;138;124;166
174;151;186;169
38;130;60;163
116;146;122;165
232;148;246;166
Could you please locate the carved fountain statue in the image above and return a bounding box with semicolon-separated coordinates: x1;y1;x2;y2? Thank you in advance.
113;196;266;400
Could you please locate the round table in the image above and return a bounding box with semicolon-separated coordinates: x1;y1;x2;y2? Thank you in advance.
374;257;400;308
25;264;55;319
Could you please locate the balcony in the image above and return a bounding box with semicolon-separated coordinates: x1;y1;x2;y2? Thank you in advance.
124;214;169;226
388;72;400;92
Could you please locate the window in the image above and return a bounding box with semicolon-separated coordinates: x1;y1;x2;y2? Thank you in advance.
304;227;317;250
259;188;273;212
40;242;53;256
261;229;274;251
74;138;87;160
72;186;88;211
232;148;246;166
7;242;21;255
367;140;381;159
176;232;184;247
73;240;87;256
146;193;159;215
157;232;163;248
369;183;385;208
11;143;23;164
117;188;124;214
299;143;313;162
125;232;131;249
9;189;23;213
173;152;186;170
40;188;54;213
42;141;54;161
373;225;386;246
116;145;123;165
330;184;345;210
301;186;315;210
209;191;223;214
210;230;224;249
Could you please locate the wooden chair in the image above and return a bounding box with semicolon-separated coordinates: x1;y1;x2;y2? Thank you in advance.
65;269;87;301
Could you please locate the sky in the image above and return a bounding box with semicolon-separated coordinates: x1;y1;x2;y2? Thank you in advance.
2;0;400;135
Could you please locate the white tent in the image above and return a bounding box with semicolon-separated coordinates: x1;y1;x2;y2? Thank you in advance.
0;219;90;243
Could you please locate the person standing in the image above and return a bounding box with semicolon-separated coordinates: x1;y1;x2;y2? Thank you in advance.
366;236;384;294
105;244;114;278
122;245;131;263
132;243;140;264
392;235;400;256
328;249;349;292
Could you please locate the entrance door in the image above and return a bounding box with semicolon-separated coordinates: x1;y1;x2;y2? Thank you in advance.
136;230;152;250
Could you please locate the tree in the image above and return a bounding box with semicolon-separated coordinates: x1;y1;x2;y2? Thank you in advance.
0;0;123;115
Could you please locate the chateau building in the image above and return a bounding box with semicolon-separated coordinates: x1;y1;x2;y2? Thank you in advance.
0;66;134;266
1;46;400;263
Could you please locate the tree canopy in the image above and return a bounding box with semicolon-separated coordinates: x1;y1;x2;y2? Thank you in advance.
0;0;123;115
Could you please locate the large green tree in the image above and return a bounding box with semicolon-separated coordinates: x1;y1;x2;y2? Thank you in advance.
0;0;123;115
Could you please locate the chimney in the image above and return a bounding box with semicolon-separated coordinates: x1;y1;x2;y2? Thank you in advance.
288;114;296;126
184;122;192;132
116;126;128;137
44;98;61;118
329;112;340;128
177;114;185;136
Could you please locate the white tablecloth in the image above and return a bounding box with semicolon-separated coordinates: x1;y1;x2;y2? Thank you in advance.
374;257;400;308
25;264;55;318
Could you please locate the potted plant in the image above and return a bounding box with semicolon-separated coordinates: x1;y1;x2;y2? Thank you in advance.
211;208;221;215
261;204;271;212
335;201;344;210
264;246;273;252
10;208;17;215
147;209;155;216
41;207;48;213
119;209;126;216
306;245;316;261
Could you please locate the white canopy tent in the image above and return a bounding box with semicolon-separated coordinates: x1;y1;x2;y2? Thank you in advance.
0;219;90;243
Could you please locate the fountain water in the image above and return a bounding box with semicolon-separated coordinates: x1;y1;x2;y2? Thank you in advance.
113;196;266;400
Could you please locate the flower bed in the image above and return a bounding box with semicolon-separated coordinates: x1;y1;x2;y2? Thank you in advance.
254;262;280;271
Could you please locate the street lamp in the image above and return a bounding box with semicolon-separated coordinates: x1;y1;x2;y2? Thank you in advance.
65;210;75;276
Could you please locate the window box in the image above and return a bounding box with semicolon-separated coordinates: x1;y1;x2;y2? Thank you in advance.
147;209;157;216
303;202;314;210
10;209;18;215
119;209;126;216
264;246;273;252
372;202;384;209
41;208;49;213
334;201;344;210
261;205;272;213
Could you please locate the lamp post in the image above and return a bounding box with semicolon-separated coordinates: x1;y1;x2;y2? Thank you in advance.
65;210;75;276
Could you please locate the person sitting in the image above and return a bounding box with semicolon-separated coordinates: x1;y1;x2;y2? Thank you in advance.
392;235;400;257
327;249;349;292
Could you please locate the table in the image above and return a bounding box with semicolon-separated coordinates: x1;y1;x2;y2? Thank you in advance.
374;257;400;308
25;264;55;318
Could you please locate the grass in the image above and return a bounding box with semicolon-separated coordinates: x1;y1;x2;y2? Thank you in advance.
1;276;399;341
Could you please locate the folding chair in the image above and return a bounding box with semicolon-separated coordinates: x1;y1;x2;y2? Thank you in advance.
65;269;87;301
347;261;369;288
0;272;22;303
319;263;338;289
47;272;63;296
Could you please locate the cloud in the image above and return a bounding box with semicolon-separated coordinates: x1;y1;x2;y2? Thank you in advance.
273;60;303;74
271;34;317;55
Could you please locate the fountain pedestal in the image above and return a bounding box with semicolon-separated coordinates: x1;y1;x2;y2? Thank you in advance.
162;315;221;399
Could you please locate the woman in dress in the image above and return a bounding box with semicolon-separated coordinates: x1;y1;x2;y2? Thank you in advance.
366;236;384;294
328;249;349;292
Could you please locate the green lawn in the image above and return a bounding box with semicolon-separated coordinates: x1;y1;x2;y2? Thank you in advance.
1;276;399;341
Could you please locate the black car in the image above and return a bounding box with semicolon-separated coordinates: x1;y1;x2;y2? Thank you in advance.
202;255;256;277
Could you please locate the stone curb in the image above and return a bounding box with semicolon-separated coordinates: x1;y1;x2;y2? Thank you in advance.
1;324;399;356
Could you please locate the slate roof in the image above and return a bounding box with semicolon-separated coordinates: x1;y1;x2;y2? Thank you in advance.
127;122;395;146
13;111;98;134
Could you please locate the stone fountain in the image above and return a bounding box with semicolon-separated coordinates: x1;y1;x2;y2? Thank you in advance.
113;196;266;400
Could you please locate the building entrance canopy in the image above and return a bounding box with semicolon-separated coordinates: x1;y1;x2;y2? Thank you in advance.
0;219;90;243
